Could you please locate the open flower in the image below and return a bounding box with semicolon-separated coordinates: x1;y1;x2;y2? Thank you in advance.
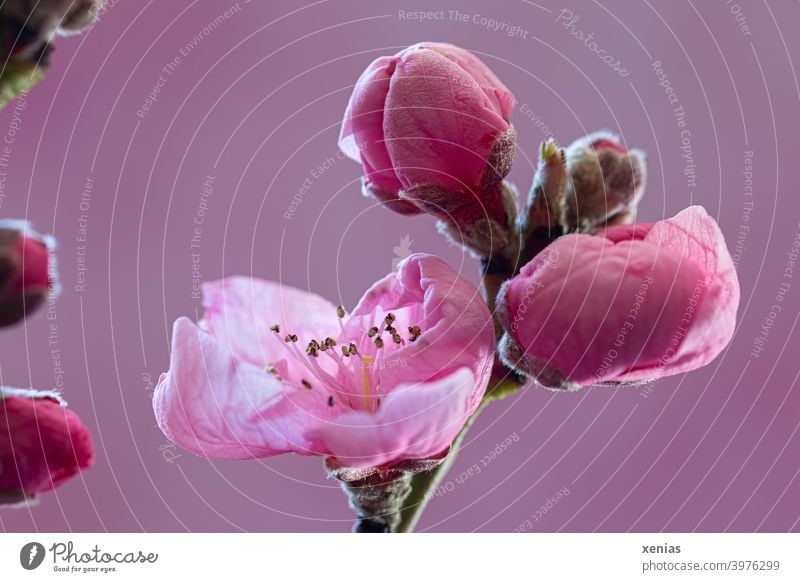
339;42;517;255
0;387;94;506
498;206;739;390
154;254;495;469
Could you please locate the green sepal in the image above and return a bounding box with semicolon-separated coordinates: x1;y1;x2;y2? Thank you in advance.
0;59;45;108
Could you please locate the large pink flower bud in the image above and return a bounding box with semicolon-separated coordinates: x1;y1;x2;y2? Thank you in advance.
0;388;94;506
0;221;58;326
497;206;739;390
561;131;646;232
339;42;517;255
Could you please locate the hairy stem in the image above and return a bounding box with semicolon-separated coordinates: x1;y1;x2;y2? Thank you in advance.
344;471;412;533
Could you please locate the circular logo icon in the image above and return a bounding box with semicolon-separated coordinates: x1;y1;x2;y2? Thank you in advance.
19;542;46;570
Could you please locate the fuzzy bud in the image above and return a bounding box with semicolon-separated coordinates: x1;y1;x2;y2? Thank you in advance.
339;42;518;257
0;387;94;506
0;1;105;105
560;131;646;233
515;139;568;265
0;221;58;327
1;0;104;50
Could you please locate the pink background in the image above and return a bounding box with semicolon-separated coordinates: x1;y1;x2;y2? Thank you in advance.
1;0;798;532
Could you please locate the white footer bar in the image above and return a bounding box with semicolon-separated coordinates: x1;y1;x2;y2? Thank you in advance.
1;533;797;580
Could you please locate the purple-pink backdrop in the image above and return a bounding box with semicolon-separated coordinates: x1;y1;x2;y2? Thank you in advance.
1;0;798;532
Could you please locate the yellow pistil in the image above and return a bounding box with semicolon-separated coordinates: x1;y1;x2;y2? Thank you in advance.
361;355;374;410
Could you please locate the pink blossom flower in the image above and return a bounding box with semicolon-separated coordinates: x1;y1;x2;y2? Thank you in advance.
339;43;516;251
0;220;58;327
154;254;495;469
498;206;740;390
0;388;94;506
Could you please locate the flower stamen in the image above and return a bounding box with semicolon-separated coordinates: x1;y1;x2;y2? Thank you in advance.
264;364;282;381
269;313;422;413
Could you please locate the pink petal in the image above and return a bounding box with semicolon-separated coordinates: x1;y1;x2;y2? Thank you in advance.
349;253;494;412
601;222;653;242
201;276;340;373
309;368;475;468
418;42;515;119
338;55;404;194
384;46;511;194
154;317;339;460
591;137;628;154
638;206;739;374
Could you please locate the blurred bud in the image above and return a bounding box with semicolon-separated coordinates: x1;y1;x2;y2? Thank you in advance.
0;221;58;327
0;387;94;506
1;0;104;49
339;42;517;256
0;0;105;106
560;131;646;233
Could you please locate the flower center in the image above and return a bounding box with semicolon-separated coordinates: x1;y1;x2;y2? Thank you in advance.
266;306;423;412
361;355;374;410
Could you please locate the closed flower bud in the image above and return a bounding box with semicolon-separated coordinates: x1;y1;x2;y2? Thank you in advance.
560;131;646;233
497;207;739;390
339;42;517;256
0;387;94;506
516;139;567;265
521;139;567;233
0;221;58;327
